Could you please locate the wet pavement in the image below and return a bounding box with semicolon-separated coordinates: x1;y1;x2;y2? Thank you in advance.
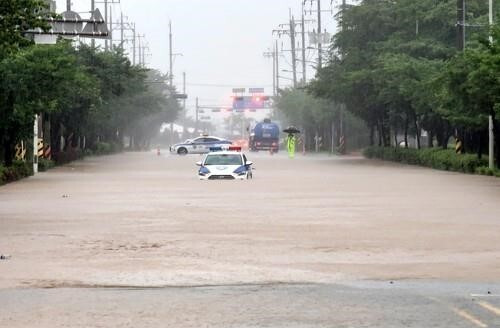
1;150;499;327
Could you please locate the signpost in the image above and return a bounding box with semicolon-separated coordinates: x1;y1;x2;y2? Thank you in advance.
173;94;188;99
26;9;109;38
28;6;109;174
249;88;265;94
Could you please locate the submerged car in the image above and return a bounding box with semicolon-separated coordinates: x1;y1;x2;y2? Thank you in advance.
170;136;232;155
196;147;253;180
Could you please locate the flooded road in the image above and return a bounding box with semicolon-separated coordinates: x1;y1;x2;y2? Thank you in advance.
1;151;499;327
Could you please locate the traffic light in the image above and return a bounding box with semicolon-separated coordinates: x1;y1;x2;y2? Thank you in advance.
251;96;270;108
232;95;271;109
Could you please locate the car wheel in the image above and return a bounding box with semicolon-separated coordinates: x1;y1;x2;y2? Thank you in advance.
177;147;188;155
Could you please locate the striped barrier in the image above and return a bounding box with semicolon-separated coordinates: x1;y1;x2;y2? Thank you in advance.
338;135;346;154
43;145;52;159
455;138;463;154
37;138;44;157
15;142;27;161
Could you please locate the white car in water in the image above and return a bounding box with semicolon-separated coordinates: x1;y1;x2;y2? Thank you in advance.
196;147;253;180
170;136;232;155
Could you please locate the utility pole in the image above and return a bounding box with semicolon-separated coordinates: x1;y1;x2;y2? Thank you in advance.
120;11;124;49
67;0;71;11
109;6;113;50
301;8;307;85
132;23;136;65
183;72;187;112
273;42;278;95
339;0;347;153
169;21;174;87
104;0;108;50
290;15;298;88
91;0;95;48
317;0;322;69
275;40;280;94
263;47;276;96
489;0;494;169
169;21;175;144
137;34;142;66
195;97;199;134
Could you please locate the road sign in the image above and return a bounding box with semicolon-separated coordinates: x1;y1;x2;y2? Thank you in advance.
34;34;57;44
81;9;109;39
26;9;108;38
53;11;83;35
232;88;246;93
249;88;265;94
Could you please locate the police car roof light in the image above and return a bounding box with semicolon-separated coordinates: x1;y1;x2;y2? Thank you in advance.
228;146;242;152
209;147;223;152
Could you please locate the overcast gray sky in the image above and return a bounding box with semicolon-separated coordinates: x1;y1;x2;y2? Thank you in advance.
55;0;341;120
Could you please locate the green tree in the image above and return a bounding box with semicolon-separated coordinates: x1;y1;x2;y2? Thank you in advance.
0;42;97;165
0;0;50;58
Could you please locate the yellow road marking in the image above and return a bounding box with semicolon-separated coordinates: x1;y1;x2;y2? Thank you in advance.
452;307;488;328
428;297;489;328
478;301;500;316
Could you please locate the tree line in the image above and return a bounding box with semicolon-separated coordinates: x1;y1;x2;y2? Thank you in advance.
278;0;499;163
0;0;180;166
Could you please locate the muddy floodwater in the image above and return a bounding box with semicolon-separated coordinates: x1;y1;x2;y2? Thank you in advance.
1;151;499;327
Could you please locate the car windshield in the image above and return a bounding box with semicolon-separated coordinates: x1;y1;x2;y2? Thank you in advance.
205;154;242;166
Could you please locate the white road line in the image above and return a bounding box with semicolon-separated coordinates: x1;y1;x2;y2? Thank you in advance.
471;294;500;298
452;308;488;328
478;301;500;316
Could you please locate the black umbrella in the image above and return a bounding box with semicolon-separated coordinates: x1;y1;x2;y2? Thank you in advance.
283;126;301;134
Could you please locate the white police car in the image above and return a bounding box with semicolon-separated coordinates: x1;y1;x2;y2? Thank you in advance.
196;147;253;180
170;136;232;155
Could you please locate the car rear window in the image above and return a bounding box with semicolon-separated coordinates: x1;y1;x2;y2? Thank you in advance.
205;154;243;166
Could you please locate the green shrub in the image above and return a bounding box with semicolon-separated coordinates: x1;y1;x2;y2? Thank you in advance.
94;142;122;155
0;160;33;183
475;166;500;177
53;149;83;165
0;165;6;185
95;142;112;155
363;146;489;174
38;158;55;172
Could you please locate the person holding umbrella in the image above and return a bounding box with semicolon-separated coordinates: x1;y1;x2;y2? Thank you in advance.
283;126;300;159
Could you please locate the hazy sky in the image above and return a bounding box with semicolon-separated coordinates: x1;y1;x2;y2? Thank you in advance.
55;0;341;120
